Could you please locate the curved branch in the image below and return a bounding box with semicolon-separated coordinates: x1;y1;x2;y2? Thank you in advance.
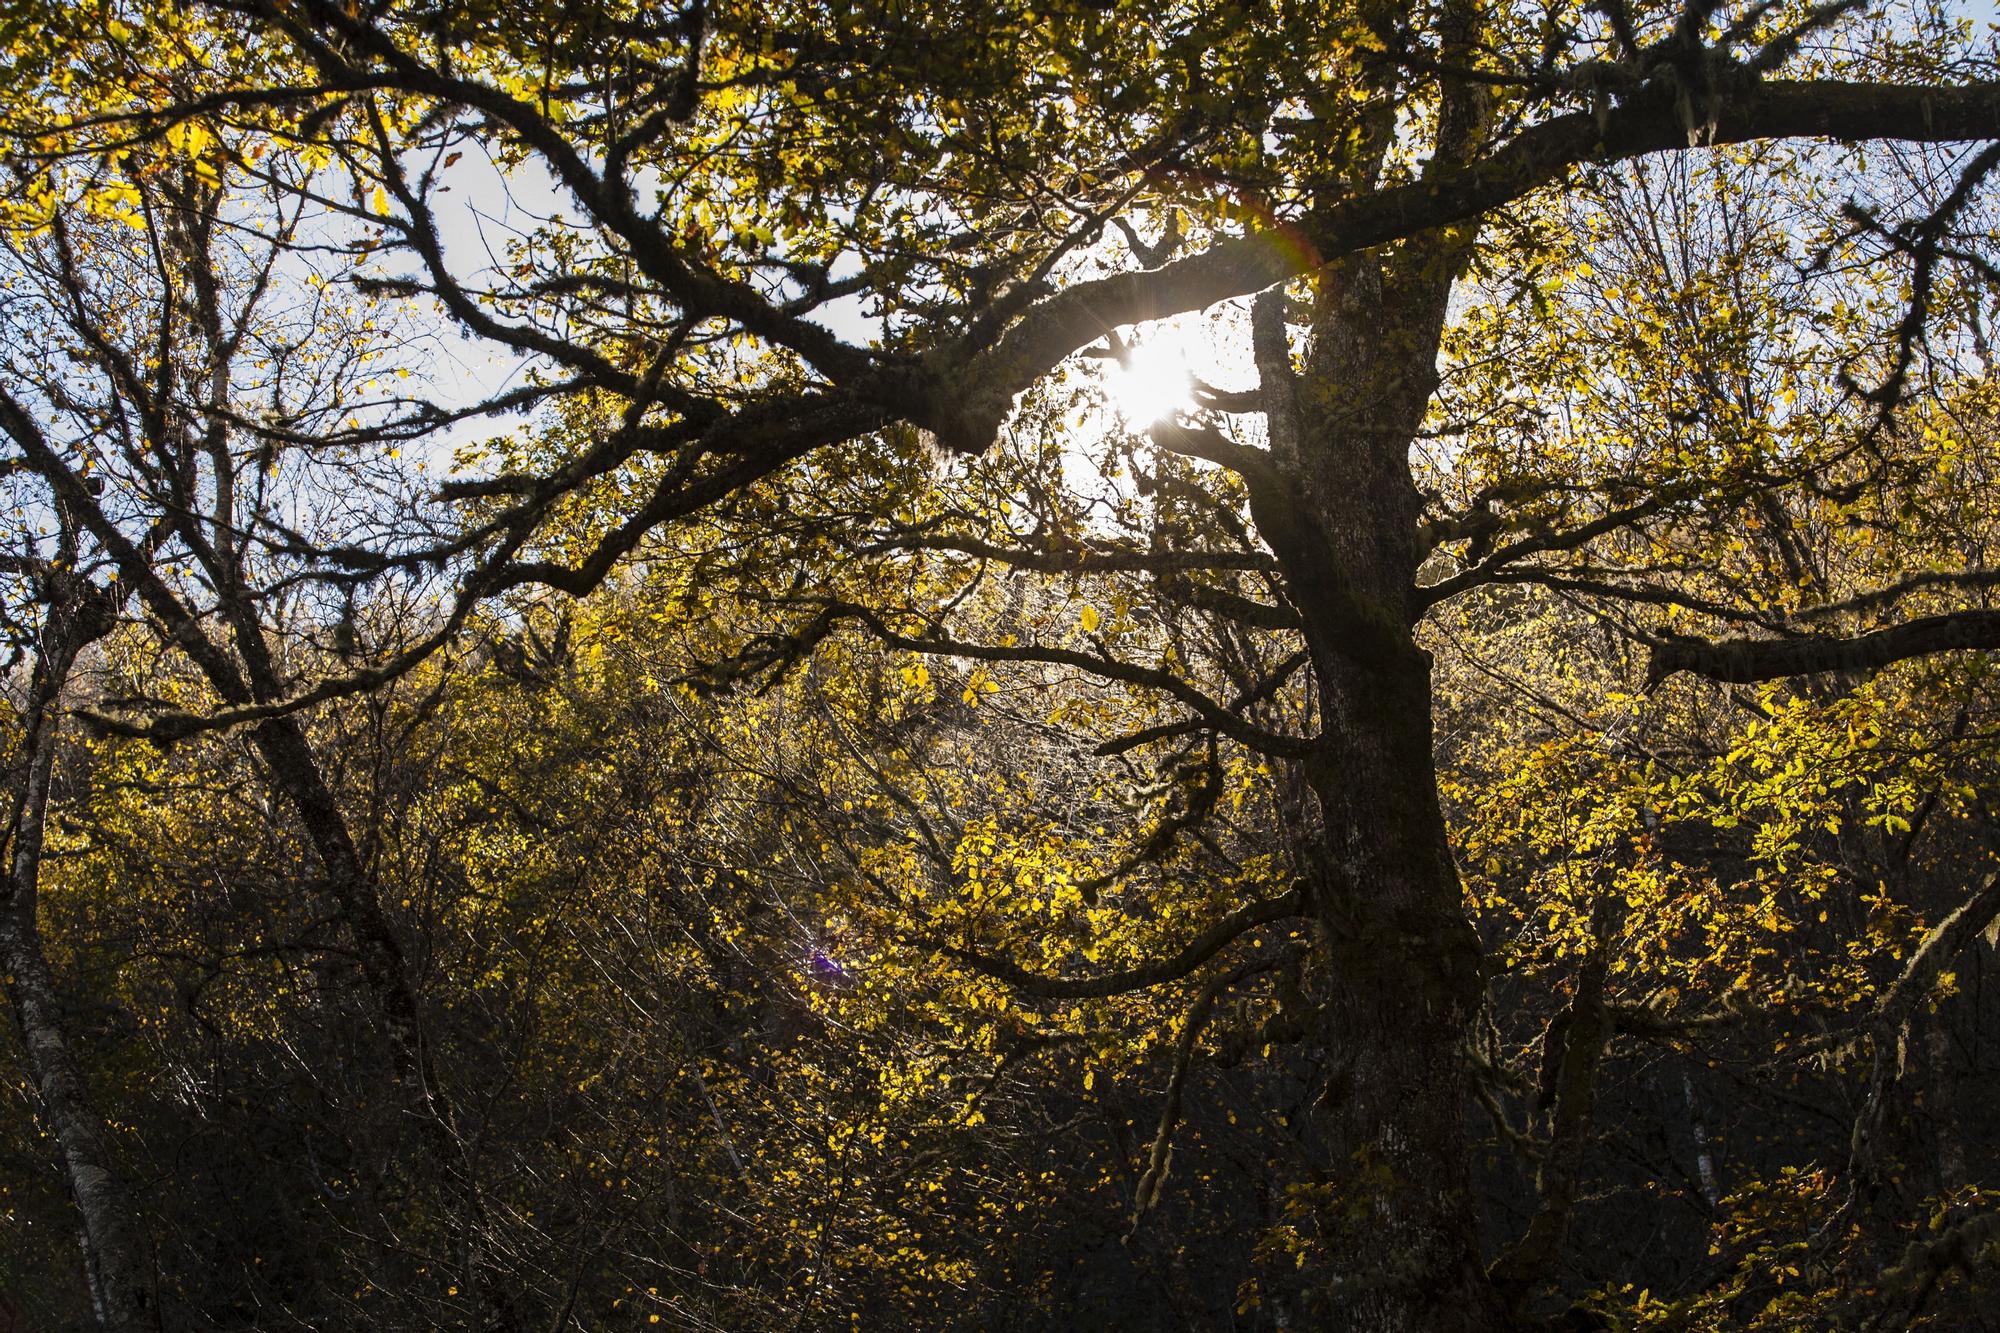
860;532;1278;575
815;601;1312;759
966;77;2000;427
948;886;1303;1000
1419;494;1669;607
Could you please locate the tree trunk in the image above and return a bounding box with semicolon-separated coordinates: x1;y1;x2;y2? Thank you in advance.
0;915;158;1333
1253;234;1503;1326
1298;677;1499;1331
1;594;158;1333
1924;1010;1967;1193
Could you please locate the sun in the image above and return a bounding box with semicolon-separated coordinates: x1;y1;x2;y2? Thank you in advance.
1104;339;1194;427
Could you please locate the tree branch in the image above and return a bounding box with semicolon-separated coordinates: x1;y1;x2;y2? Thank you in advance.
949;886;1304;1000
1647;609;2000;685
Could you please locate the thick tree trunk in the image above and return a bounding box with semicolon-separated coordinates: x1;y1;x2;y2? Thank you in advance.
1299;672;1499;1331
1252;236;1503;1326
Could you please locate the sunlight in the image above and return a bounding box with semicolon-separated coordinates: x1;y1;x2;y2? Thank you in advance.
1104;339;1195;427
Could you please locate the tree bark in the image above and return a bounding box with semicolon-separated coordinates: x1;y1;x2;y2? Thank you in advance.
1255;235;1505;1327
1297;688;1499;1332
1924;1012;1968;1194
0;917;158;1333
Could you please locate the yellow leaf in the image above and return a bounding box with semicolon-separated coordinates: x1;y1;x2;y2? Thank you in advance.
1079;605;1100;633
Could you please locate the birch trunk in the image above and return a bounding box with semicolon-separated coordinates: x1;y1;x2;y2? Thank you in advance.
1;589;157;1331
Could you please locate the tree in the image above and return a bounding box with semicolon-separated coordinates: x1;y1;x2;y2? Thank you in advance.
0;142;510;1326
0;422;149;1330
7;0;2000;1328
